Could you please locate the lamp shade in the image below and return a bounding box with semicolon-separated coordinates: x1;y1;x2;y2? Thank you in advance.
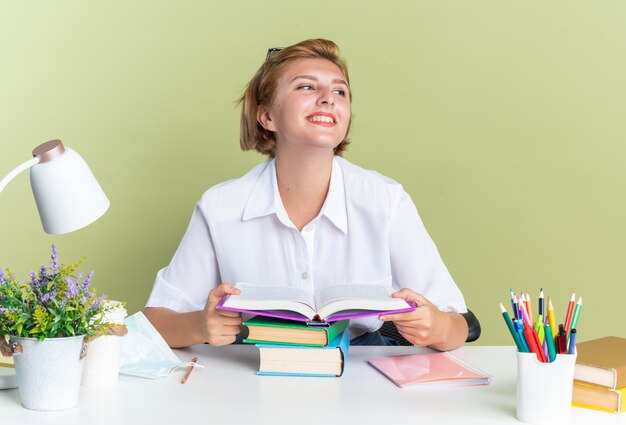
29;140;110;234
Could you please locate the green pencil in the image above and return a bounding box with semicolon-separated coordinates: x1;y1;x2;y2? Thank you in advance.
500;303;524;351
544;323;556;362
567;296;582;347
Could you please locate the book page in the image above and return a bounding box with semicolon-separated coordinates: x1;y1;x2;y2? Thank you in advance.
315;284;395;308
315;284;410;319
222;283;317;319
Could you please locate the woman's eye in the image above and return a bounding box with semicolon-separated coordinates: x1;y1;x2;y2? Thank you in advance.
333;89;347;97
298;85;315;90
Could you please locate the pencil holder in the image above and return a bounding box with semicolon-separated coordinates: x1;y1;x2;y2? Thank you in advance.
516;352;576;425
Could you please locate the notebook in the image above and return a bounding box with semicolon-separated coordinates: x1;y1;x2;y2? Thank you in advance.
368;352;490;388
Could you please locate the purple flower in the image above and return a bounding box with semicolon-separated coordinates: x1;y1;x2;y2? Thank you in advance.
64;276;79;300
0;269;5;282
51;244;59;274
29;269;46;299
80;271;94;291
88;295;107;312
40;265;47;278
40;291;57;304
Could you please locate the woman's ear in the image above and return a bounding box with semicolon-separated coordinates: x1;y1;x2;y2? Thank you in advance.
257;105;276;132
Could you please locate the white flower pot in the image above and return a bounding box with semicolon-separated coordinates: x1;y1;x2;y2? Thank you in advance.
10;335;86;411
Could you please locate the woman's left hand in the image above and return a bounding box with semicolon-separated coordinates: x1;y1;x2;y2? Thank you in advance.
379;288;468;351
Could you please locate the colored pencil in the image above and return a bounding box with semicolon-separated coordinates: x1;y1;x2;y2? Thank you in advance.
510;289;517;320
500;303;525;351
181;357;198;384
518;295;530;325
563;292;576;332
568;329;577;354
526;292;533;326
544;323;556;362
547;297;557;339
523;322;546;362
567;296;582;347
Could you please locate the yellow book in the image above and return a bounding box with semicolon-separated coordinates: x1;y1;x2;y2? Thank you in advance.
1;354;14;368
572;382;625;414
575;336;626;390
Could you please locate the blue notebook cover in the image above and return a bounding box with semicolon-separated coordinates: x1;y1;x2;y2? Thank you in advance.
256;330;350;377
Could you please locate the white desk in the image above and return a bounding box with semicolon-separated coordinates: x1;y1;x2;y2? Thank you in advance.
1;345;624;425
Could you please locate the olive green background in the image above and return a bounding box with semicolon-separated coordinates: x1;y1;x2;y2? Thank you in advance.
2;1;625;345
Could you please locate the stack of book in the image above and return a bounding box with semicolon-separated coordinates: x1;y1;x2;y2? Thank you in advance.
219;282;415;377
243;316;350;377
572;336;626;414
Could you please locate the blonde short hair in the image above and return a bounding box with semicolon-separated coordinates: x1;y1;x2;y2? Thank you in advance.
238;39;352;158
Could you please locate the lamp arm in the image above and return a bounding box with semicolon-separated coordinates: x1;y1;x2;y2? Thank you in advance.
0;157;40;193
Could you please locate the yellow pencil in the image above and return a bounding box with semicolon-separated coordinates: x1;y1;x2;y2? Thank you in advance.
547;297;557;339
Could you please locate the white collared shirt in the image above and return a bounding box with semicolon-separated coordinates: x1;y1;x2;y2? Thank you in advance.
146;157;467;334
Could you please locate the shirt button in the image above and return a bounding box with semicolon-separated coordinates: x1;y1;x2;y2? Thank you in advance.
301;272;309;280
303;224;314;232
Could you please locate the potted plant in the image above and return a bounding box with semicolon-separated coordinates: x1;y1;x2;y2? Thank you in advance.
0;244;113;411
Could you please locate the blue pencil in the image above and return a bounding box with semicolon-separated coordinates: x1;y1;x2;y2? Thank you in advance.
568;328;577;354
510;289;518;320
514;319;530;352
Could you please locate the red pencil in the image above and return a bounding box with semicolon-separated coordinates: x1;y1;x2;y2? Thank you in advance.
563;292;576;332
523;321;546;362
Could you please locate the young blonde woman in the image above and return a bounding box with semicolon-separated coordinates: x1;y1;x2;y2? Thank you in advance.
144;39;469;351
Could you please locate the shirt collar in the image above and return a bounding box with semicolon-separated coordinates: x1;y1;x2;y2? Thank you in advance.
320;158;348;234
242;160;279;221
242;158;348;234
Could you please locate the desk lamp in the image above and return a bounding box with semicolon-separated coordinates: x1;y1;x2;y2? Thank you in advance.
0;139;109;234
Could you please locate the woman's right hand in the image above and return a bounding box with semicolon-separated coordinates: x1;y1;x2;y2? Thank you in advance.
202;283;242;346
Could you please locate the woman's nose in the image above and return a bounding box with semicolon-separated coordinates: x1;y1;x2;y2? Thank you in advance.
317;88;334;106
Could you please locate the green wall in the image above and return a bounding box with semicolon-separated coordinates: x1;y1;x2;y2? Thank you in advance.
2;1;625;345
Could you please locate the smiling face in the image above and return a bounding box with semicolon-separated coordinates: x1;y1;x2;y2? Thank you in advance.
256;58;351;155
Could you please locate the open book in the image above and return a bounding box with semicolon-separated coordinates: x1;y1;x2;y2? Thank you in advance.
217;282;415;323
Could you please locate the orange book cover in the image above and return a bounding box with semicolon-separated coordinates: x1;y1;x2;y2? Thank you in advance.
575;336;626;390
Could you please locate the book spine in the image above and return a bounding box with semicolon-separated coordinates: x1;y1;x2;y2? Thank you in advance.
337;330;350;376
616;365;626;390
325;320;350;345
